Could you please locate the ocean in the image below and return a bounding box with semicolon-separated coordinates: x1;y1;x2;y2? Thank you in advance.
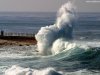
1;2;100;75
0;12;56;33
0;12;100;40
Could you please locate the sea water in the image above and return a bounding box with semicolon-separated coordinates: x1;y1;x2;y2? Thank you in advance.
0;1;100;75
0;12;56;33
0;12;100;40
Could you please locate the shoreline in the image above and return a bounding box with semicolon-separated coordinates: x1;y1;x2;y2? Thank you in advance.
0;36;37;46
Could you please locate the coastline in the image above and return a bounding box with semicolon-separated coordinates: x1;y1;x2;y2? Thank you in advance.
0;36;37;46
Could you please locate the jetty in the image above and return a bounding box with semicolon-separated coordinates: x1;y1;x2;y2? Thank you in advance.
0;30;37;46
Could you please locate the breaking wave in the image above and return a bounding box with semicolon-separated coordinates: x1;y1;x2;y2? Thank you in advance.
4;1;100;75
35;1;75;55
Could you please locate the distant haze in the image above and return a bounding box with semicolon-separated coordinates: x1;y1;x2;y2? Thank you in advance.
0;0;99;12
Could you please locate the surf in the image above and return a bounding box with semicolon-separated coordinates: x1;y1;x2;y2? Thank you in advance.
35;1;75;55
4;1;100;75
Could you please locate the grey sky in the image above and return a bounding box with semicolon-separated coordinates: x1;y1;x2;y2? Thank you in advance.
0;0;99;12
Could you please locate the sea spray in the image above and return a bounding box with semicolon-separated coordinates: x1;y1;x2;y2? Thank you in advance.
3;1;100;75
5;1;78;75
35;1;75;55
5;65;62;75
52;39;76;54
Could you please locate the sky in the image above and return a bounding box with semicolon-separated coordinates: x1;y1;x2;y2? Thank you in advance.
0;0;99;12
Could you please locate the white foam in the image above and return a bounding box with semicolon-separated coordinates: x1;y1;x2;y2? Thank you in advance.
64;69;100;75
5;65;62;75
0;45;37;58
56;1;75;29
52;38;76;54
35;1;75;55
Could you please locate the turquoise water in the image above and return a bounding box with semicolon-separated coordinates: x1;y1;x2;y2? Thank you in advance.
1;42;100;75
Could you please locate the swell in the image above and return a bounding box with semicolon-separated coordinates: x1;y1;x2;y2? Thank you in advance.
51;47;100;71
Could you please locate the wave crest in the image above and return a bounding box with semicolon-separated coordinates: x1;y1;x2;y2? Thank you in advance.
35;1;75;55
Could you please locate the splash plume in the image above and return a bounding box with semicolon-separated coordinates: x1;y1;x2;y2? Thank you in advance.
35;1;75;55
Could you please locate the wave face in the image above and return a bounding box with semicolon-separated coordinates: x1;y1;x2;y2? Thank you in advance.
35;1;75;55
4;46;100;75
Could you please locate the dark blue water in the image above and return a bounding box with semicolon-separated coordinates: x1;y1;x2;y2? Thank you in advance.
0;12;99;31
0;12;100;40
0;12;56;33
